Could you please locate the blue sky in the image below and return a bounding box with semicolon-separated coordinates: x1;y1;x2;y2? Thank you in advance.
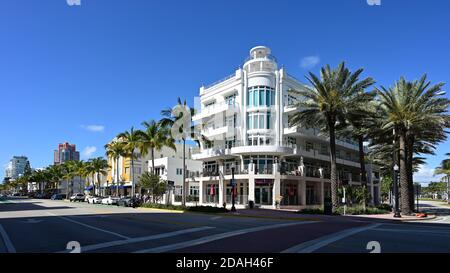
0;0;449;183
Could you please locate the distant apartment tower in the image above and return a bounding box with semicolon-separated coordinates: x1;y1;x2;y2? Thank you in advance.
5;156;31;179
54;142;80;165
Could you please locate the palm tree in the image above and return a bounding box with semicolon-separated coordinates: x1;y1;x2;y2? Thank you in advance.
160;97;197;206
61;161;75;198
47;164;64;194
88;157;109;196
289;63;375;213
105;140;128;196
340;97;377;209
376;75;449;214
117;127;143;197
435;153;450;204
139;120;176;175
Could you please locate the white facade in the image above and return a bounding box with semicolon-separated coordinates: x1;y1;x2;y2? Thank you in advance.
193;46;380;209
148;143;202;203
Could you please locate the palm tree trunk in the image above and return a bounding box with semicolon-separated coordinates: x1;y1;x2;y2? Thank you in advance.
407;135;415;211
329;123;338;213
66;180;69;198
151;148;155;175
399;131;412;215
91;174;95;195
182;138;186;207
131;157;135;197
97;173;101;196
358;136;367;210
116;157;120;197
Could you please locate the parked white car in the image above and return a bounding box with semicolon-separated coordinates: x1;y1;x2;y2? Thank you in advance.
87;196;102;204
70;193;85;202
101;196;120;205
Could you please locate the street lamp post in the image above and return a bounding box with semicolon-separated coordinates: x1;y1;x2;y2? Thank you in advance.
231;163;236;212
392;128;401;218
393;164;401;218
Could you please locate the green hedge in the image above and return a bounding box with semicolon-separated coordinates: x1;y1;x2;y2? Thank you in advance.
297;206;390;215
140;203;228;213
335;206;390;215
186;206;228;213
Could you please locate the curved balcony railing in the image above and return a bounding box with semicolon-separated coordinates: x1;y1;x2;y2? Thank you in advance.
203;73;236;89
244;54;278;63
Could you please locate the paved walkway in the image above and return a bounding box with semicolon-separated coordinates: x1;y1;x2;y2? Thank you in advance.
228;207;437;223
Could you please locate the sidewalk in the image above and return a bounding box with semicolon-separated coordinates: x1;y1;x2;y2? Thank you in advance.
225;208;437;223
347;213;437;222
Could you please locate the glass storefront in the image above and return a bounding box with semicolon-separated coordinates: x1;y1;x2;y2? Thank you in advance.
254;179;273;205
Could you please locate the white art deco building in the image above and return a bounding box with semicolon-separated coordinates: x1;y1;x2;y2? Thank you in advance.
192;46;381;209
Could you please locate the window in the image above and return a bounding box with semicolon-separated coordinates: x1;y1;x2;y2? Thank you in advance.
320;144;328;155
190;186;199;196
247;86;275;107
247;112;272;130
247;135;273;146
225;94;236;105
125;167;130;174
204;101;215;109
176;168;183;175
306;142;314;152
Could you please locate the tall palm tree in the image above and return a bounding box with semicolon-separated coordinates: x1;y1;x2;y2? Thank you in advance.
117;127;143;197
435;153;450;204
139;120;176;175
289;63;375;213
376;75;449;214
160;97;197;206
105;140;128;196
88;157;109;196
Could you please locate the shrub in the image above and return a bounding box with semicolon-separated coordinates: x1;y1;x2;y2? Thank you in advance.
139;203;228;213
335;206;390;215
140;203;186;211
186;206;229;213
376;203;392;211
296;208;325;215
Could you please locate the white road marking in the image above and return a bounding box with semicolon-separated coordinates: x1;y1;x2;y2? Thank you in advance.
0;224;16;253
45;212;130;240
56;226;215;253
134;221;315;253
210;216;222;220
281;223;382;253
373;227;450;236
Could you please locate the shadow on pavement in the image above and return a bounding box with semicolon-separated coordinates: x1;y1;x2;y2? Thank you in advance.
0;201;75;212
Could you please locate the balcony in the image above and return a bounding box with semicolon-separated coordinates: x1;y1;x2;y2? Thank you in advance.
192;146;233;161
231;145;293;156
202;125;234;139
192;102;238;122
283;105;298;114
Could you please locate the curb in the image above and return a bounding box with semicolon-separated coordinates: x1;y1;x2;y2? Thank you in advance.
136;207;184;213
398;214;437;222
218;213;321;222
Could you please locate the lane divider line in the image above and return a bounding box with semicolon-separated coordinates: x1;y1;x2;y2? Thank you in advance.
0;223;16;253
45;212;130;240
281;223;382;253
133;221;315;253
56;226;215;253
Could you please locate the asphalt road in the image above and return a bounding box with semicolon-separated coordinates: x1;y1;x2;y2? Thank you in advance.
1;198;450;253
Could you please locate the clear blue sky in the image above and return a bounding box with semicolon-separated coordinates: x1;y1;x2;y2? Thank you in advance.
0;0;449;183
